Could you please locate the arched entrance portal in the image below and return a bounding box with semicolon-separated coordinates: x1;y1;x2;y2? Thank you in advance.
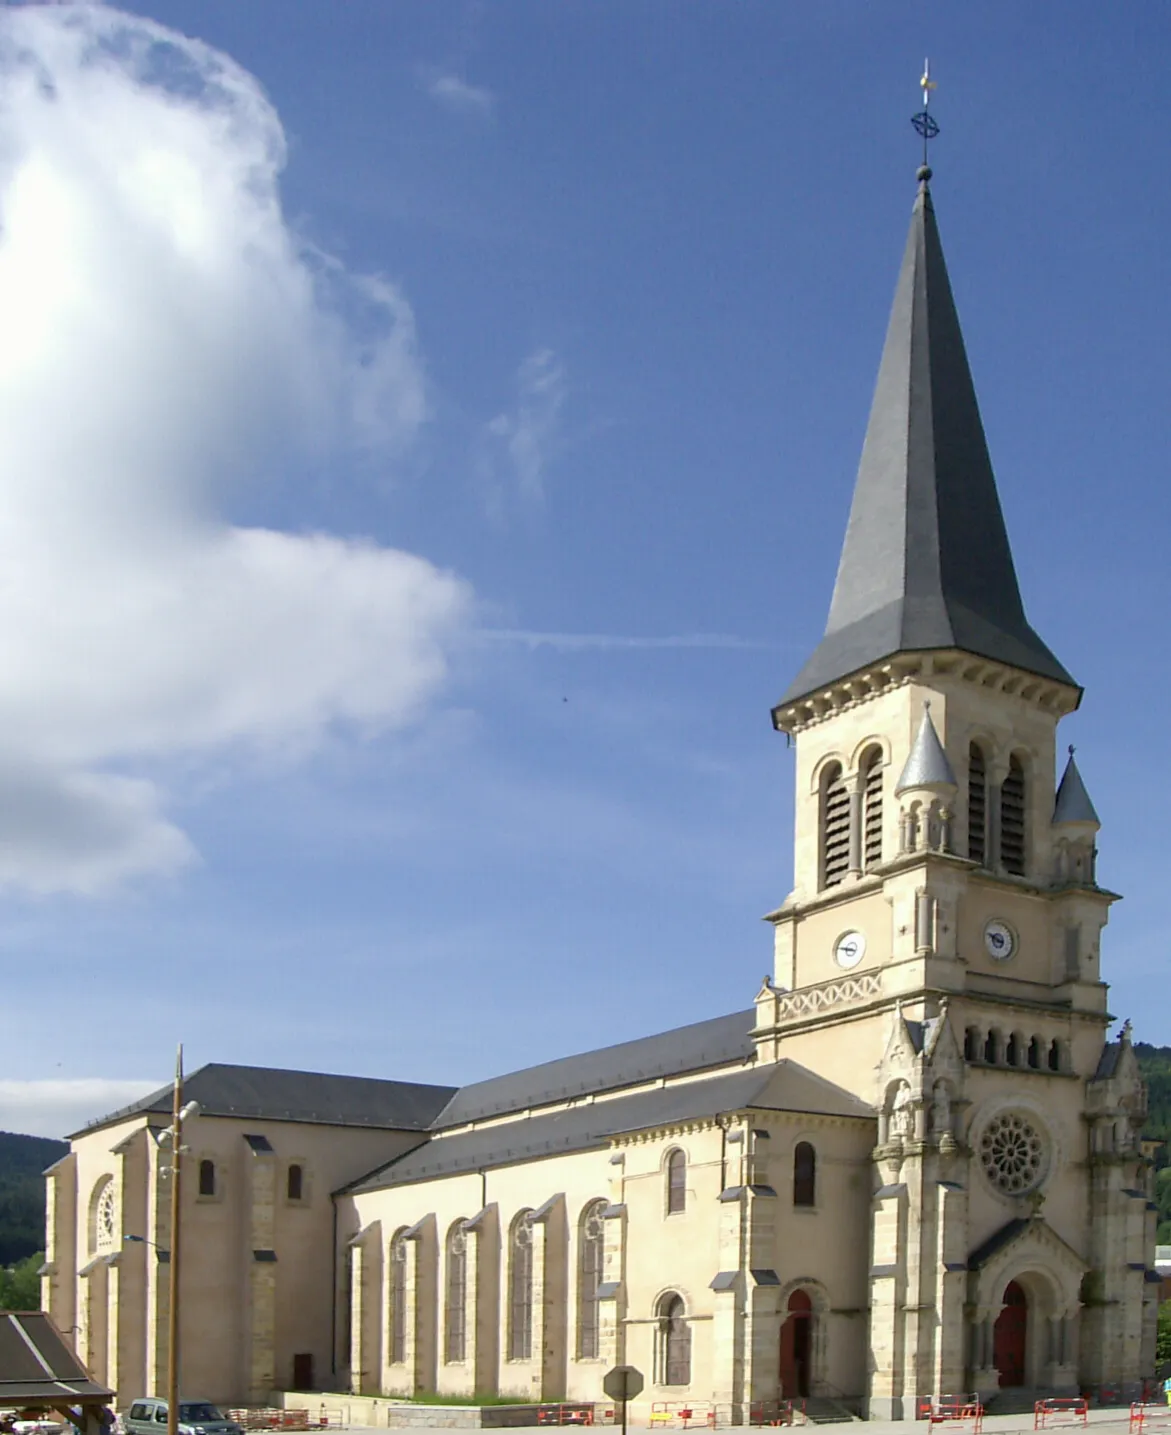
993;1281;1028;1388
779;1289;813;1399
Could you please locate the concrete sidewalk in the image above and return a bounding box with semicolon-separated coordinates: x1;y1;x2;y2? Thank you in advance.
334;1408;1155;1435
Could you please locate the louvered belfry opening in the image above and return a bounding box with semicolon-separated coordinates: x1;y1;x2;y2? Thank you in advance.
862;748;883;870
821;763;849;887
968;744;987;864
1000;756;1026;875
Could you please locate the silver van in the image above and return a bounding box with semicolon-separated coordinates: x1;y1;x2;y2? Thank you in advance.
123;1402;243;1435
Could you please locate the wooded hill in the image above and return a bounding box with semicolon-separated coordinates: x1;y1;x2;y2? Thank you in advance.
1135;1045;1171;1242
0;1131;68;1265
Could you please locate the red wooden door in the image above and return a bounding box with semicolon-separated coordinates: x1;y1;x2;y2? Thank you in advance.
779;1290;813;1399
993;1281;1028;1388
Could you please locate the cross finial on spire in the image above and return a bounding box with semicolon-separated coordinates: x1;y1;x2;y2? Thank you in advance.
911;58;940;182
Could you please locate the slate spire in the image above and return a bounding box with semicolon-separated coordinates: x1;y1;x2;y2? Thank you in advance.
895;705;957;796
777;179;1076;710
1053;749;1099;826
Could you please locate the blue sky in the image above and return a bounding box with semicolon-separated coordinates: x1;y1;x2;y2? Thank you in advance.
0;1;1167;1138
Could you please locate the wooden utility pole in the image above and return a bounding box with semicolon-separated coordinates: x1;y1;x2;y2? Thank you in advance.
167;1045;183;1435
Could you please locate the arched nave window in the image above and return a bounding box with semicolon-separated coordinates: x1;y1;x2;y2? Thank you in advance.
445;1221;467;1364
793;1142;816;1207
666;1150;687;1215
820;762;849;888
1001;755;1027;875
861;747;884;870
657;1293;691;1386
578;1200;607;1359
198;1160;216;1197
388;1231;408;1364
287;1164;304;1201
968;744;987;865
508;1211;534;1361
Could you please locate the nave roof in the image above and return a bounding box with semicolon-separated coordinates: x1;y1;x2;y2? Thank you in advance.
71;1062;458;1139
431;1007;757;1129
344;1059;875;1193
74;1008;758;1140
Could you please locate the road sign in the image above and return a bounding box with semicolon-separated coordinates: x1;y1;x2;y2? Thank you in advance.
603;1365;644;1403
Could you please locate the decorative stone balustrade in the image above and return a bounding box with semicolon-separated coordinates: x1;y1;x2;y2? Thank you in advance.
768;970;882;1024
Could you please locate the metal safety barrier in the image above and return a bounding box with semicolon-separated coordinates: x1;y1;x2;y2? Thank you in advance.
1034;1398;1088;1429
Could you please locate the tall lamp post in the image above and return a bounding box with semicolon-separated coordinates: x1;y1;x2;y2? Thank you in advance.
165;1046;199;1435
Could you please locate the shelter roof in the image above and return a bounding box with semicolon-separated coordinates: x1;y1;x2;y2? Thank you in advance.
0;1312;112;1404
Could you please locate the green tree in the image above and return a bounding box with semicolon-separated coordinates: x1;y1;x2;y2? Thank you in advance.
0;1252;42;1310
1158;1302;1171;1367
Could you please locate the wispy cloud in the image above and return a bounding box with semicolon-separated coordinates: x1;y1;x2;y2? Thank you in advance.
0;1078;159;1140
480;630;770;652
421;68;495;119
480;348;567;512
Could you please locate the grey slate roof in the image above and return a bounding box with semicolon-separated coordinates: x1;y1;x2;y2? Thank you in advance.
0;1311;113;1404
432;1008;756;1128
71;1063;457;1139
777;181;1076;711
1093;1042;1122;1080
895;706;957;795
1053;751;1100;825
346;1061;874;1193
967;1218;1028;1270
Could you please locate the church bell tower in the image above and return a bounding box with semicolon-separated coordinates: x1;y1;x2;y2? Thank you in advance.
753;155;1155;1414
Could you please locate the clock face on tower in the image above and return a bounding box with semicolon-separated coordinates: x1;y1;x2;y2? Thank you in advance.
984;919;1016;961
834;930;866;970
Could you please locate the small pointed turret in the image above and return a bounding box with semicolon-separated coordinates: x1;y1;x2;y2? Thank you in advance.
1053;749;1100;827
896;705;957;796
777;179;1076;712
1052;747;1099;887
894;705;956;856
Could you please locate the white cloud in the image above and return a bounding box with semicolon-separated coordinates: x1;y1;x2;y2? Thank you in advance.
481;348;566;510
0;1078;159;1140
421;69;495;119
0;5;472;892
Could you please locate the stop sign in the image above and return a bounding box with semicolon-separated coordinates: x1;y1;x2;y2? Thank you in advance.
603;1365;644;1402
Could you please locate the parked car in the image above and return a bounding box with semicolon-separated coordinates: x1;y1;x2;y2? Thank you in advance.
123;1403;242;1435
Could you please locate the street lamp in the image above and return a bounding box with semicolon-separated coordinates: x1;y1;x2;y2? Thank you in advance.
162;1046;199;1435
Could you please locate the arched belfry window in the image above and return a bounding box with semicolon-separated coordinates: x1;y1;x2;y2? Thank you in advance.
1001;755;1026;875
198;1159;215;1197
793;1141;816;1207
657;1293;691;1386
666;1150;687;1214
861;747;883;870
820;763;849;888
968;744;987;865
578;1200;606;1359
508;1212;534;1360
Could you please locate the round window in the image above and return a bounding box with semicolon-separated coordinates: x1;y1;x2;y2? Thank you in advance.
95;1181;117;1251
979;1111;1047;1196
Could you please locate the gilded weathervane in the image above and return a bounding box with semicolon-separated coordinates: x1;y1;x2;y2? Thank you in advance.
911;59;939;179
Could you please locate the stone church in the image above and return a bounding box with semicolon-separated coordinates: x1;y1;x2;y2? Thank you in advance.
44;169;1157;1420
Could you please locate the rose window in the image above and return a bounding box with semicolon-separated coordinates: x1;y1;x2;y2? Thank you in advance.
980;1112;1046;1195
95;1182;117;1250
